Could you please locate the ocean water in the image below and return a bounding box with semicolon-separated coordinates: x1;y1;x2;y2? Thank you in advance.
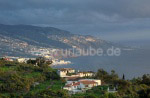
53;49;150;79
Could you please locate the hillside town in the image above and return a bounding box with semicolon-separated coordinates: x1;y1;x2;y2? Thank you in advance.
57;68;101;94
1;56;150;98
0;56;71;66
57;68;117;94
0;31;103;59
0;56;117;95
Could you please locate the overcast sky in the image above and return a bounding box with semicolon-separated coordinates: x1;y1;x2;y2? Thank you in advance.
0;0;150;43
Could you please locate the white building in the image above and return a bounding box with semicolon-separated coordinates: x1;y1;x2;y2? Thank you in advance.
17;58;26;63
79;79;101;86
57;68;75;77
63;79;101;94
77;71;94;77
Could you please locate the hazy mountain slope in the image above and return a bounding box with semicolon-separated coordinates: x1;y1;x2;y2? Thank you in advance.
0;24;115;57
0;24;72;49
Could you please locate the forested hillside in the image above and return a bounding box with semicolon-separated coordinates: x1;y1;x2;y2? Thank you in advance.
0;59;150;98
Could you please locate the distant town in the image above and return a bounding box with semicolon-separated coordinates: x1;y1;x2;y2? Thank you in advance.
0;56;71;66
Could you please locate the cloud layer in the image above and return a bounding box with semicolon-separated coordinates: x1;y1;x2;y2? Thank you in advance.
0;0;150;42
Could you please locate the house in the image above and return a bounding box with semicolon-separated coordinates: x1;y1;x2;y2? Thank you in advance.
79;80;98;90
57;68;95;78
77;71;95;77
63;81;83;94
3;58;13;61
17;58;26;63
64;81;81;91
63;79;101;94
1;56;14;61
79;79;101;86
57;68;75;77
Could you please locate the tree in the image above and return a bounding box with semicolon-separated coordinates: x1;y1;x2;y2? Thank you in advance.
27;59;37;65
36;89;69;98
27;57;53;67
95;69;119;84
138;88;150;98
110;70;119;81
0;71;33;93
36;57;46;67
36;57;53;67
122;74;125;80
142;74;150;85
95;69;108;80
43;69;60;80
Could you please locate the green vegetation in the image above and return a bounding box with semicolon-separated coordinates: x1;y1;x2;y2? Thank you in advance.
72;86;109;98
0;59;69;98
0;58;150;98
72;69;150;98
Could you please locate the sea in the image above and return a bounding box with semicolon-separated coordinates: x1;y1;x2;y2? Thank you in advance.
53;48;150;79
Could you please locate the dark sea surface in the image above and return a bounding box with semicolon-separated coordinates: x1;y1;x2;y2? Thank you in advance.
53;49;150;79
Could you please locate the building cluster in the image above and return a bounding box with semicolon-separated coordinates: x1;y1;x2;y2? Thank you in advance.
29;48;55;57
1;56;117;94
0;36;65;58
57;68;102;94
1;56;71;66
52;59;71;66
64;79;101;94
57;68;94;78
1;56;36;63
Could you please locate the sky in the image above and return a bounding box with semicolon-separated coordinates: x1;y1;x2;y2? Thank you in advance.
0;0;150;45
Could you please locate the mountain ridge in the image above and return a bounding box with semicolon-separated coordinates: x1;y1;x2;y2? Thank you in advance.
0;24;114;57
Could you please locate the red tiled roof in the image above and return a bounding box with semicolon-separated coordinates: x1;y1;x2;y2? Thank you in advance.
72;82;80;86
64;84;72;87
64;80;97;88
64;82;80;87
80;81;97;85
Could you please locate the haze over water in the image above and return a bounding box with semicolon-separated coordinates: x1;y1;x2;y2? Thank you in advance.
53;48;150;79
